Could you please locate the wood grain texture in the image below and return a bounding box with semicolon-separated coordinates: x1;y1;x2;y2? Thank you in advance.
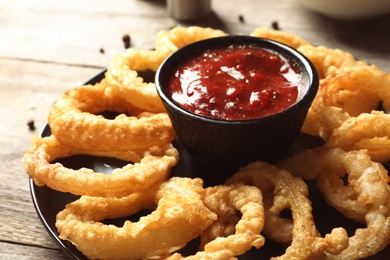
0;241;68;260
1;0;389;259
0;58;100;258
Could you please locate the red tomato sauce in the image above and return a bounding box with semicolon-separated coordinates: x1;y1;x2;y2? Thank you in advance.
168;45;303;120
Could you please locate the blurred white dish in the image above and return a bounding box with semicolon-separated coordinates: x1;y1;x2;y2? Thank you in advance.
298;0;390;20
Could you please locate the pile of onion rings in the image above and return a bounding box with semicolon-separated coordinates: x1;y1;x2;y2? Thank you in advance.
226;161;350;259
23;25;390;259
168;184;265;259
24;76;179;197
278;147;390;259
254;27;390;258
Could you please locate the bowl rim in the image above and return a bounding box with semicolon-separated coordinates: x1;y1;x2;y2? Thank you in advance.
155;35;319;126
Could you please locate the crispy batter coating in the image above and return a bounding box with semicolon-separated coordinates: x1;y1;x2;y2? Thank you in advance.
250;27;310;49
155;26;227;54
326;111;390;162
23;135;179;197
302;64;390;141
105;49;167;113
167;184;265;259
48;80;175;151
56;177;217;260
279;147;390;259
226;161;349;259
297;45;368;79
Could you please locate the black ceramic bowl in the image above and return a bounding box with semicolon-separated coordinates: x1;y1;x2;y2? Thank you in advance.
156;36;318;176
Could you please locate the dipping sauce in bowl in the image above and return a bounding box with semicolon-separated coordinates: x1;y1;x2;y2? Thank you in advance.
156;36;318;178
168;45;302;120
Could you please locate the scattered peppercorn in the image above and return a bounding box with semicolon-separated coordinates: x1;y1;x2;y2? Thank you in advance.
271;20;280;30
27;120;36;131
99;48;105;54
122;34;131;49
238;15;245;23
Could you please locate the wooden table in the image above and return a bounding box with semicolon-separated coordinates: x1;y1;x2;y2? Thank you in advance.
1;0;389;259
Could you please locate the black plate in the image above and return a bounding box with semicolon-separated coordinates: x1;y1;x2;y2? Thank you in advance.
29;70;389;259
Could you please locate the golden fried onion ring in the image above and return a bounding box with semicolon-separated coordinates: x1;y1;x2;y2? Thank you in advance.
48;80;175;151
23;135;179;197
105;56;166;112
155;26;228;55
250;27;310;50
297;48;386;140
299;46;390;143
105;26;227;112
301;84;380;141
326;111;390;162
56;177;217;260
279;147;390;259
168;184;265;260
226;161;349;259
261;192;294;246
296;45;368;79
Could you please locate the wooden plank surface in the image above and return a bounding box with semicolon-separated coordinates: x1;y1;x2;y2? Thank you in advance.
1;0;389;259
0;59;101;258
1;0;389;70
0;241;68;260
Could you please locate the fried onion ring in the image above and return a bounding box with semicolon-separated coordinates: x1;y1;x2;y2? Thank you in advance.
167;184;265;260
295;46;389;140
56;177;217;260
326;111;390;162
105;53;167;112
296;45;368;79
23;135;179;197
319;65;389;113
300;67;385;140
155;26;227;54
250;27;310;49
279;147;390;259
226;161;349;259
105;26;226;112
48;80;175;151
301;92;351;139
315;66;390;155
261;191;294;246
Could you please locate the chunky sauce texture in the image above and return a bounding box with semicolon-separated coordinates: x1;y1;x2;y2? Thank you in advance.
168;45;303;120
